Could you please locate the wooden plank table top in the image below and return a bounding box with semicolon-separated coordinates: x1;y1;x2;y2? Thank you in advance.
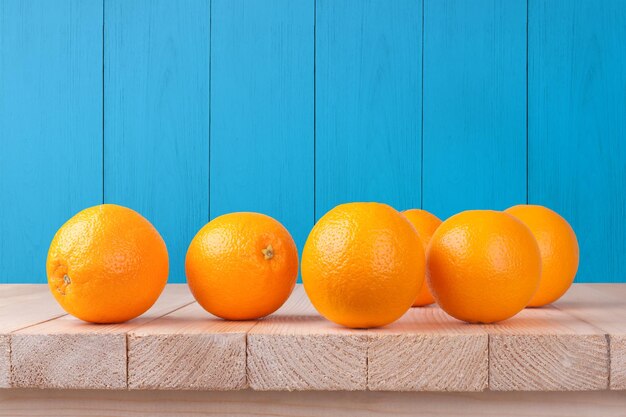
10;285;194;389
0;283;624;392
553;284;626;390
247;287;368;391
0;285;66;388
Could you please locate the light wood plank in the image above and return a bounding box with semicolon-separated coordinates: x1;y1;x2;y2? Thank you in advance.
368;306;488;391
488;306;608;391
0;335;7;390
247;286;368;391
3;389;626;417
1;283;624;393
576;284;626;300
611;335;626;390
0;286;66;388
128;303;253;390
10;285;193;389
0;285;51;301
0;288;65;330
554;284;626;390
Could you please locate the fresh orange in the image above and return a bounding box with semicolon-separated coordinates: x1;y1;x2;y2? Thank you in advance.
426;210;541;323
302;202;424;328
402;209;442;306
46;204;169;323
504;205;579;307
185;212;298;320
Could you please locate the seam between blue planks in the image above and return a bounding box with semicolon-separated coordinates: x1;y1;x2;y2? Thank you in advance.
208;0;212;222
313;0;317;223
420;0;424;210
102;0;106;204
526;0;529;205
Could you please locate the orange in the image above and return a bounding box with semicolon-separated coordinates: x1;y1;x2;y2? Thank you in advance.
185;212;298;320
46;204;169;323
426;210;541;323
402;209;442;306
504;205;579;307
302;202;424;328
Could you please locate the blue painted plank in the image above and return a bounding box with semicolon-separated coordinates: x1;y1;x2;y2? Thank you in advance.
528;0;626;283
210;0;314;254
0;0;103;283
104;0;209;283
316;0;422;217
422;0;527;220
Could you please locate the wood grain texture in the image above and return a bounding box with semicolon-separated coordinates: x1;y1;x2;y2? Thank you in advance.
0;285;55;301
0;336;7;389
104;0;209;282
554;284;626;390
0;287;62;317
0;287;66;388
210;0;314;254
423;0;526;219
10;285;193;389
368;306;488;391
488;306;608;391
0;0;102;284
528;0;626;282
586;284;626;300
611;335;626;390
128;302;253;390
247;287;368;391
4;284;626;392
315;0;421;216
4;389;626;417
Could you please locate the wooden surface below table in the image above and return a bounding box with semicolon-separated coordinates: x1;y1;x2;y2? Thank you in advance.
2;389;626;417
1;283;625;392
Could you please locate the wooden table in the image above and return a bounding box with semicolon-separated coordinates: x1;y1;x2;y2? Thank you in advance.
1;284;625;416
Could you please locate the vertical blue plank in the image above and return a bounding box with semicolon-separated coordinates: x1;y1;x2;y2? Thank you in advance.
0;0;103;283
529;0;626;283
105;0;209;282
210;0;314;254
316;0;422;217
423;0;526;220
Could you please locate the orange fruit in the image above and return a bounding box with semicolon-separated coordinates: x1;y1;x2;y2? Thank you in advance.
46;204;169;323
402;209;442;306
185;212;298;320
504;205;579;307
426;210;541;323
302;202;424;328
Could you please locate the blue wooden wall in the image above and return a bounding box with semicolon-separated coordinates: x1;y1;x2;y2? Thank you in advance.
1;0;624;283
